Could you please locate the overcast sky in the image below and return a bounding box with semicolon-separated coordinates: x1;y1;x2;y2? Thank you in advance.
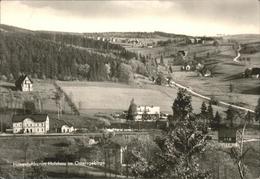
1;0;259;36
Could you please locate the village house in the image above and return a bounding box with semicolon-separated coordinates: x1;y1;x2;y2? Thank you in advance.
136;105;160;121
61;123;74;133
178;50;188;57
12;114;49;134
181;64;191;71
188;38;196;44
218;127;238;147
51;118;75;133
15;75;33;92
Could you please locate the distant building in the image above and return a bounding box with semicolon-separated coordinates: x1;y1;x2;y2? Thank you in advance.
15;75;33;92
178;50;188;57
61;123;74;133
136;106;160;121
189;38;196;44
51;119;75;133
218;127;237;147
12;114;49;134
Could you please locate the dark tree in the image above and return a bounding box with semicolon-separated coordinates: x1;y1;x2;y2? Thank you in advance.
23;101;36;114
160;55;164;65
130;88;210;179
155;73;167;85
255;98;260;123
127;98;137;121
226;106;239;128
229;82;234;93
200;101;207;116
200;101;209;134
207;103;214;122
212;111;221;130
172;88;193;121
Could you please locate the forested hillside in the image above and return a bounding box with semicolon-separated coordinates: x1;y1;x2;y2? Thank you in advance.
0;25;138;82
36;31;136;59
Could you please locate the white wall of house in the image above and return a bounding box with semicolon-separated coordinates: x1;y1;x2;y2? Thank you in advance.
21;76;33;92
61;125;74;133
136;106;160;120
13;116;49;134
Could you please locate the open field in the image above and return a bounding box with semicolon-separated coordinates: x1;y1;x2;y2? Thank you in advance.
0;80;71;113
58;81;226;115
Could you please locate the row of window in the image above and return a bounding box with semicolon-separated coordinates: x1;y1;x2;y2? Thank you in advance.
14;128;45;133
14;122;45;127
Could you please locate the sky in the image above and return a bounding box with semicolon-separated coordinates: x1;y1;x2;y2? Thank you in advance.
1;0;259;36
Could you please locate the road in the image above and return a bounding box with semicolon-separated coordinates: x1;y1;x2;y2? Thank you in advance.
233;45;241;63
0;130;153;139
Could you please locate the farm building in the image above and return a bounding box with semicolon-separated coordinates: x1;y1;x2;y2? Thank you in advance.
136;105;160;121
181;64;191;71
218;127;237;144
51;119;75;133
12;114;49;134
61;123;74;133
127;99;160;121
178;50;188;57
127;99;138;120
15;75;33;92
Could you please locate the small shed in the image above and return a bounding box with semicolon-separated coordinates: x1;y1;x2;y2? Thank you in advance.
15;75;33;92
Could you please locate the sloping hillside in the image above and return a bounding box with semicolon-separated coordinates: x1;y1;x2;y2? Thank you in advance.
0;24;137;82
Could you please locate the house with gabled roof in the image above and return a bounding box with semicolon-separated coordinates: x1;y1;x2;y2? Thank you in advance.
50;118;75;133
12;114;49;134
15;75;33;92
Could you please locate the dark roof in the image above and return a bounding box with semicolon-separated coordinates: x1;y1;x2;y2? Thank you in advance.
251;68;260;75
12;114;48;123
178;50;186;56
218;127;237;138
15;75;33;87
51;118;73;128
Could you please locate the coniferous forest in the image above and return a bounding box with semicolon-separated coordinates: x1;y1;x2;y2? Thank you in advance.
0;25;137;82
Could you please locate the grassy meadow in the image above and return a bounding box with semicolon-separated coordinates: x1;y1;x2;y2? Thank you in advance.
58;81;226;115
132;39;260;111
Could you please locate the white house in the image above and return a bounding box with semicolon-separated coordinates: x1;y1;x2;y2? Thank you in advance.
15;75;33;92
136;106;160;121
12;114;49;134
61;124;74;133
